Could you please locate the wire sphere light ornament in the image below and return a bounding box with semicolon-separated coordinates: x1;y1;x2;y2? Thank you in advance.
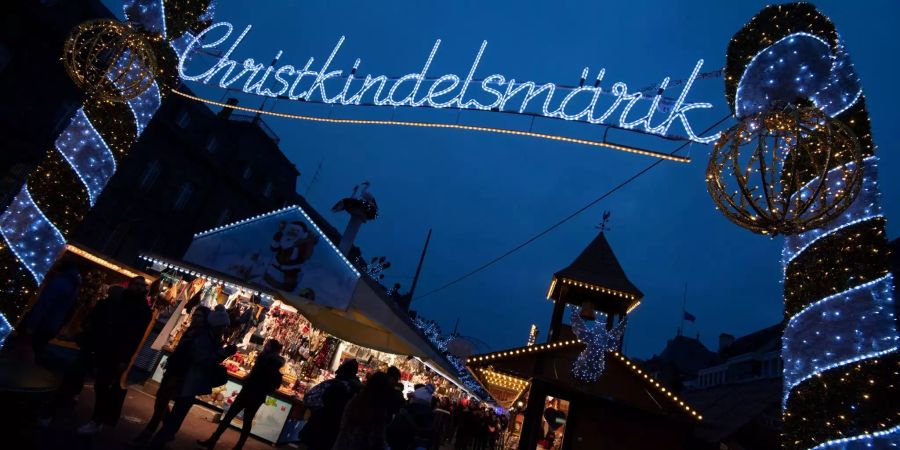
706;105;863;236
63;19;157;103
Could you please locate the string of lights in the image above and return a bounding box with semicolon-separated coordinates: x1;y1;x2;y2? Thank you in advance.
170;89;689;162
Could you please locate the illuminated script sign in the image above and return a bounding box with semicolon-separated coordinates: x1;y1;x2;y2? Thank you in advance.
179;22;720;144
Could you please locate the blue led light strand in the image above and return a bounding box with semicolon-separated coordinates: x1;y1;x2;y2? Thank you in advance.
783;158;881;267
808;424;900;450
0;188;67;284
735;32;862;118
0;312;11;347
53;109;117;206
782;276;897;405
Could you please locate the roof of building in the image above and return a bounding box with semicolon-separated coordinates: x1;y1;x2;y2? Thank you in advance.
721;323;782;359
466;341;702;422
646;335;721;377
553;232;643;297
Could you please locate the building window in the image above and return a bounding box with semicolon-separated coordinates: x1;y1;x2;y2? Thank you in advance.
216;208;231;226
242;165;252;179
173;183;193;210
176;110;191;128
205;136;218;153
263;181;273;198
140;160;161;190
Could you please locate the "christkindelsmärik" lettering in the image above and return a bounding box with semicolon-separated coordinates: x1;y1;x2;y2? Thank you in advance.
179;22;720;144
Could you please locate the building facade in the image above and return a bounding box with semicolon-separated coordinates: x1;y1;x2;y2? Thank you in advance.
72;96;301;265
643;324;783;450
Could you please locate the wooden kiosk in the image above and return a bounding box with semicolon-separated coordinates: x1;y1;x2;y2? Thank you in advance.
467;232;701;450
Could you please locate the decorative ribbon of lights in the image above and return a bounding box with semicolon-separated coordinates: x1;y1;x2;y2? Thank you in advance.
172;89;690;163
782;274;897;402
781;158;880;266
412;315;490;400
176;21;722;146
569;307;623;382
0;0;216;330
723;4;898;449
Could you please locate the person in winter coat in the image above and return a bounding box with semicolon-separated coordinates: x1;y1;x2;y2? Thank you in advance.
132;306;210;445
387;384;438;450
198;338;285;450
331;371;394;450
21;263;81;360
385;366;407;419
298;359;361;450
148;305;236;449
75;276;153;435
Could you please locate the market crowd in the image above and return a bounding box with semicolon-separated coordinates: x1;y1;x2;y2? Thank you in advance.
298;359;510;450
5;264;512;450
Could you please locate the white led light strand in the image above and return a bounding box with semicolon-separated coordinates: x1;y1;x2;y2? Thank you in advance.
192;205;361;278
193;204;298;237
178;22;721;144
138;254;275;300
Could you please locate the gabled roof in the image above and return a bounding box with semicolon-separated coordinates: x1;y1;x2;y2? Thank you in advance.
553;232;643;298
466;341;702;422
646;335;721;377
721;324;782;359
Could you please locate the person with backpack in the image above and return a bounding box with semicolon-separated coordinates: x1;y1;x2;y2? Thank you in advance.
298;359;360;450
148;305;235;449
386;384;438;450
197;338;285;450
331;371;394;450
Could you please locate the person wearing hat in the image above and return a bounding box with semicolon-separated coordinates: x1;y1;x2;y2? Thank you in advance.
149;305;236;449
387;384;438;450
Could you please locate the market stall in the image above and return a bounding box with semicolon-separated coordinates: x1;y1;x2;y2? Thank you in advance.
141;251;470;443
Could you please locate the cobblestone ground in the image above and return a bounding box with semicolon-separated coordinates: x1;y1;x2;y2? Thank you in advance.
34;384;286;450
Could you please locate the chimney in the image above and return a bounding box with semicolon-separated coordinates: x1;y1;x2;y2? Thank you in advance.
719;333;735;353
218;97;239;120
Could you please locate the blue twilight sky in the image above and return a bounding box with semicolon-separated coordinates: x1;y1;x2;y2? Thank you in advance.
108;0;900;358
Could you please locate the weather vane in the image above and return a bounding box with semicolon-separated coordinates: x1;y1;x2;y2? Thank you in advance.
596;211;612;233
